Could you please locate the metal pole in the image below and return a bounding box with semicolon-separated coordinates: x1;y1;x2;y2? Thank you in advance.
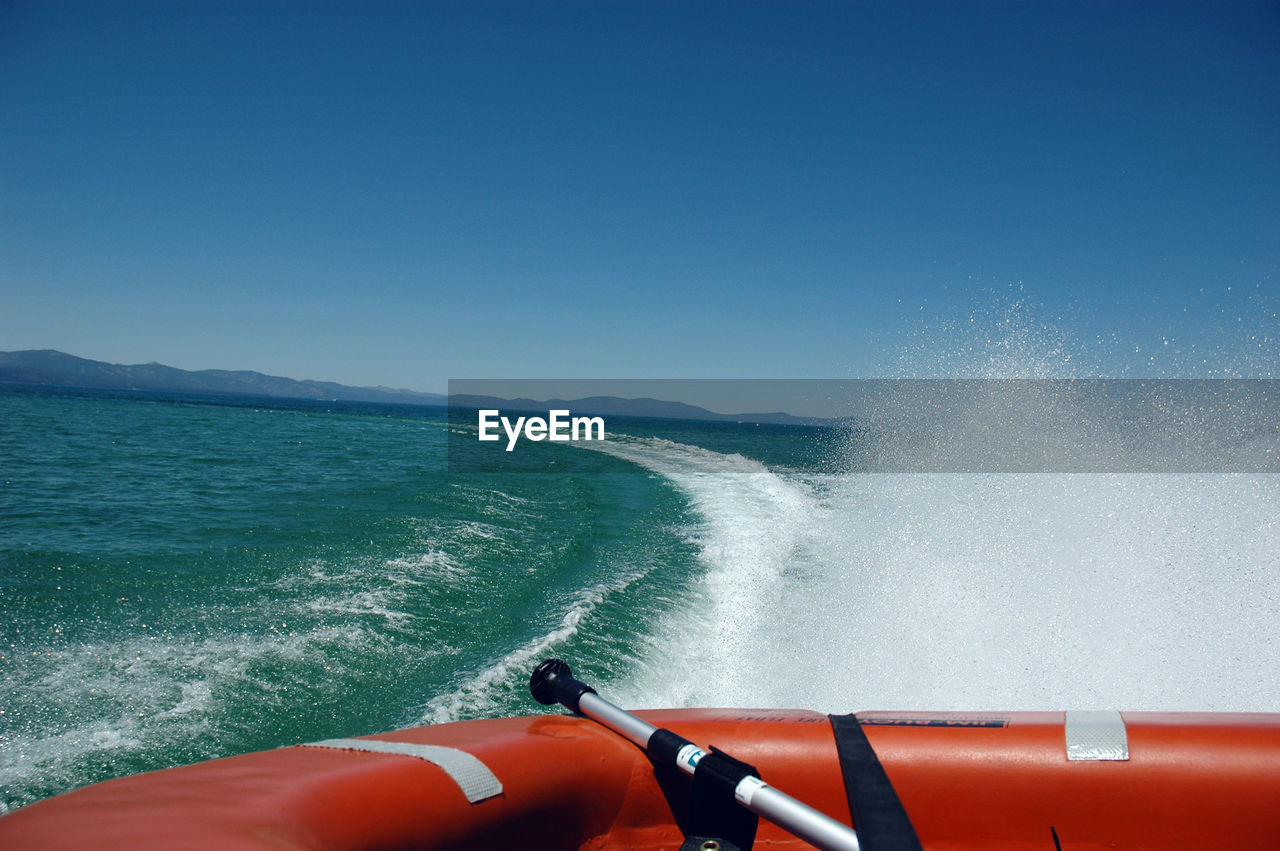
576;690;659;749
530;659;861;851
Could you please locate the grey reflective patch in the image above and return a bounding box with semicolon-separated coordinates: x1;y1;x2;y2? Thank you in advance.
303;738;503;802
1065;710;1129;761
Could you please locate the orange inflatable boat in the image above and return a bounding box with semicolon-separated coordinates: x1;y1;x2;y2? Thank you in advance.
2;660;1278;850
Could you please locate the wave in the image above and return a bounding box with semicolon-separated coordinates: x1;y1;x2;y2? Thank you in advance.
414;568;651;725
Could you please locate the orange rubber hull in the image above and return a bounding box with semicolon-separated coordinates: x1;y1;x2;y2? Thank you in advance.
2;709;1278;849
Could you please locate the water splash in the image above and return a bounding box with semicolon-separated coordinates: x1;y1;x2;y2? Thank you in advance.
882;280;1279;379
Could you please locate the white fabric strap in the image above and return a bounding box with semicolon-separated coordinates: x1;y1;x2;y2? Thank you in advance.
1065;710;1130;761
303;738;503;802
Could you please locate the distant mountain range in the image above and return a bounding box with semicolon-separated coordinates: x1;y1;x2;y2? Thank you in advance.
0;350;834;424
447;394;833;426
0;350;446;406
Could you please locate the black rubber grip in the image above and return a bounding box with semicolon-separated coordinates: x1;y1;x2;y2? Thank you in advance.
648;727;695;765
529;658;597;713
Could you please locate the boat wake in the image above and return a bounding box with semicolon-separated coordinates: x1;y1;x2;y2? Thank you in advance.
588;435;1280;713
588;436;823;707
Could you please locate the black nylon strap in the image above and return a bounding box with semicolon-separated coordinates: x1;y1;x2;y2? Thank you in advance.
829;714;922;851
685;747;759;851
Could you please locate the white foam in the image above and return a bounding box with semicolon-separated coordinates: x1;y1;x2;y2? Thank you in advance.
591;435;1280;713
784;473;1280;712
0;623;377;812
307;590;415;625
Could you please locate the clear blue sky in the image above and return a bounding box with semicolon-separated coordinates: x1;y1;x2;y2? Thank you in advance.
3;0;1277;391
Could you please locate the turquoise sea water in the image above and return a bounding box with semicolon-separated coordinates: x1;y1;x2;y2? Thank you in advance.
3;384;1278;813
